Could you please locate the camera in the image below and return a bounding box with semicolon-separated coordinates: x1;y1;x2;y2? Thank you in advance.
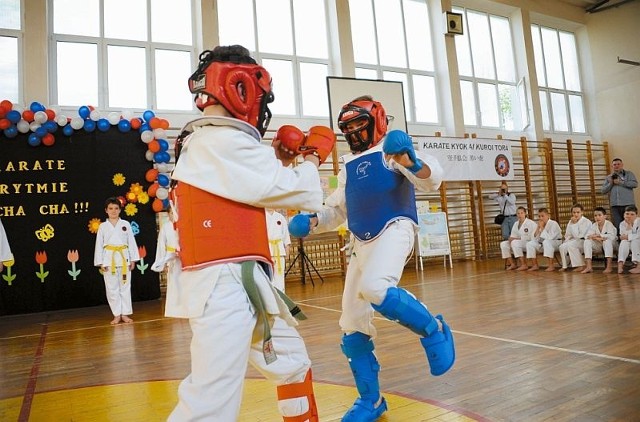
611;174;619;180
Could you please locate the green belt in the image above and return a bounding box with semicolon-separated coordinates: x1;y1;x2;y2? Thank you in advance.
240;261;307;364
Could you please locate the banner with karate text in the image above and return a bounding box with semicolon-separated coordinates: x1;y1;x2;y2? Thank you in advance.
417;137;515;181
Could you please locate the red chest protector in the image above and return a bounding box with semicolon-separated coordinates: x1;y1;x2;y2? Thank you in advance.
171;182;272;271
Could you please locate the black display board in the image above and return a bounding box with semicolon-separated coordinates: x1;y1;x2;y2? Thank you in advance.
0;128;160;315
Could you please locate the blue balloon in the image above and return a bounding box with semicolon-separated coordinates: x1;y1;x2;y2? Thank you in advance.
154;151;171;163
117;119;131;133
143;110;155;122
63;124;74;136
6;110;21;124
35;126;48;137
84;119;96;132
28;133;41;146
97;118;110;132
44;121;58;133
157;138;169;152
157;174;170;187
139;123;150;133
3;126;18;138
162;198;170;208
30;102;45;112
78;106;90;120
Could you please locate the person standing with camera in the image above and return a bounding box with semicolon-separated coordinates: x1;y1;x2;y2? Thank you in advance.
601;158;637;235
489;182;517;240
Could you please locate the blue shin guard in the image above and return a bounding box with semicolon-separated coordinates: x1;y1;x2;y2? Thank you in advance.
372;287;455;376
341;332;388;422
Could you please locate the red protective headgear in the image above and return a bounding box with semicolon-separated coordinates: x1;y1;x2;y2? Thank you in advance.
337;99;388;153
189;49;274;136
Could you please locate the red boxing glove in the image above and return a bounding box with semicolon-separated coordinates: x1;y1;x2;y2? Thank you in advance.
300;126;336;165
273;125;306;158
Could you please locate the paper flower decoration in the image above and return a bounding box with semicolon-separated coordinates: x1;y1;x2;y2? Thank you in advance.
124;203;138;216
88;218;102;234
137;191;150;204
112;173;126;186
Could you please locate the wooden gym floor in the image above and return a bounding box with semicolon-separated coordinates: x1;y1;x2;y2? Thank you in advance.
1;258;639;421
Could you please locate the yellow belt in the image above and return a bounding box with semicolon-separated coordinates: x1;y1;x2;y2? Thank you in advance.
104;245;128;276
269;239;283;275
166;246;176;252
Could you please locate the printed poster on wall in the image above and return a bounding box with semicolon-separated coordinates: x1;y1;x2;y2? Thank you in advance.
416;212;451;258
417;137;514;181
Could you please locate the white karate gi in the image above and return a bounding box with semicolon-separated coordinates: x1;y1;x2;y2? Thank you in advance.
0;219;13;269
266;210;291;292
526;219;562;259
151;219;178;272
165;116;323;422
558;216;592;268
582;220;618;259
313;143;443;337
500;218;537;259
618;218;640;263
93;218;140;316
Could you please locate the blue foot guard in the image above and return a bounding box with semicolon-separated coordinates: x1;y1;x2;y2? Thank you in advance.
340;332;388;422
372;287;455;376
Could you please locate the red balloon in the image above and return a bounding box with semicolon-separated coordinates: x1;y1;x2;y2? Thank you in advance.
42;133;55;146
160;119;170;130
145;168;159;182
0;119;10;130
148;183;159;197
0;100;13;110
149;117;161;130
152;198;164;212
148;140;160;153
0;105;8;118
22;110;35;122
130;118;141;130
45;109;56;120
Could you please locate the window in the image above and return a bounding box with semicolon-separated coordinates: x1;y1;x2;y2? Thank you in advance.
50;0;195;111
454;7;520;130
0;0;21;103
218;0;331;118
531;24;586;134
351;0;438;125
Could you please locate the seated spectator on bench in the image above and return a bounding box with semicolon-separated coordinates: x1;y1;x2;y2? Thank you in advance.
525;208;562;272
618;205;640;274
559;203;592;272
581;207;618;274
501;206;537;271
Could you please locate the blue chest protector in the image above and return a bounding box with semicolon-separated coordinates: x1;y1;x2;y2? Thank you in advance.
345;151;417;241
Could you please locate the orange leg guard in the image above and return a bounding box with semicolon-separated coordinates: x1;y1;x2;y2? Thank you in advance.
276;369;319;422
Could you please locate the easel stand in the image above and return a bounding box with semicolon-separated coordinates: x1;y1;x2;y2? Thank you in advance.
285;238;324;286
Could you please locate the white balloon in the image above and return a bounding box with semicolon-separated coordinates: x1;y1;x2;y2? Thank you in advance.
89;110;100;121
17;120;30;133
107;112;120;125
34;110;48;124
70;117;84;130
153;128;166;139
30;122;41;131
156;163;169;173
12;104;24;114
121;110;133;120
145;150;155;161
156;187;169;200
140;130;154;143
56;115;68;126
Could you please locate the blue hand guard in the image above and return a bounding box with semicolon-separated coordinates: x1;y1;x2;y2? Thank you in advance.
382;129;423;173
288;213;315;238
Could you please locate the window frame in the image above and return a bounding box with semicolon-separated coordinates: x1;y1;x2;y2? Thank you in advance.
48;0;198;112
0;0;24;104
351;0;440;126
531;24;586;135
